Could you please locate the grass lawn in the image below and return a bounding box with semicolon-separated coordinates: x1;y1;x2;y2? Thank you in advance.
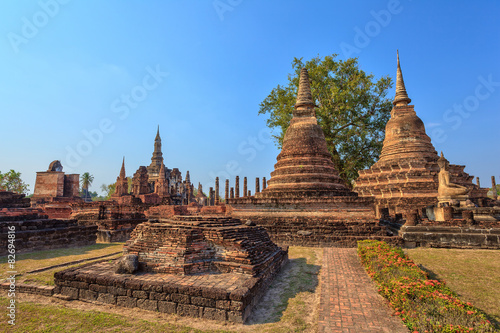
0;243;124;286
0;244;322;333
406;247;500;326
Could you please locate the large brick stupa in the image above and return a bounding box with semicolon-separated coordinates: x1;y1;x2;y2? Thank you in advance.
354;52;486;217
228;68;398;247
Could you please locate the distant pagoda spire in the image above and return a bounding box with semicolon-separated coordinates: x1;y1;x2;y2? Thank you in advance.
119;156;126;178
150;125;163;166
393;50;412;106
294;68;317;117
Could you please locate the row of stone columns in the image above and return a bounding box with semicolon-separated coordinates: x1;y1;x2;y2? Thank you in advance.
206;176;268;204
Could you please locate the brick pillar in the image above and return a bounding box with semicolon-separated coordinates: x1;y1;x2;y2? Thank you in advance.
462;210;475;224
262;177;267;190
248;190;251;196
243;177;247;198
209;187;214;206
225;179;229;203
255;177;260;194
492;176;497;200
215;177;220;205
443;206;453;221
235;176;240;198
230;187;234;199
476;177;480;187
404;210;418;226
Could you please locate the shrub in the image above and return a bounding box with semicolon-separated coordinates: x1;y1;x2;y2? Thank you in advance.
357;240;496;333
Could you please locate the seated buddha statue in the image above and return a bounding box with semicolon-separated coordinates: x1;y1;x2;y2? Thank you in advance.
437;152;470;198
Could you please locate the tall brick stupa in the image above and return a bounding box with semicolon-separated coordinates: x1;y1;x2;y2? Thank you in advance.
354;52;486;217
228;68;397;247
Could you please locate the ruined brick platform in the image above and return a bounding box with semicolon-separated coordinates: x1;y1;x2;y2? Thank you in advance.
71;201;148;243
124;216;287;276
0;191;97;255
400;224;500;249
55;215;288;322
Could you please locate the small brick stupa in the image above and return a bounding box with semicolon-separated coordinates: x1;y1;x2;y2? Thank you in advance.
228;68;397;247
124;216;287;276
354;52;486;217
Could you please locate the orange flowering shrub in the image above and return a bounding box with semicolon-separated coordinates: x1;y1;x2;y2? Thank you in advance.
357;240;496;333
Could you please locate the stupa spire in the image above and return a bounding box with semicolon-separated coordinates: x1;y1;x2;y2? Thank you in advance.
393;50;412;106
155;125;160;140
294;68;316;117
119;157;126;178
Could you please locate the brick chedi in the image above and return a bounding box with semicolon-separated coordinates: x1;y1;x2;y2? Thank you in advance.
124;216;287;276
228;68;398;247
354;52;487;217
113;157;129;197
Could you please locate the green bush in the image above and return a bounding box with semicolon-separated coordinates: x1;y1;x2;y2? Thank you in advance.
357;240;496;333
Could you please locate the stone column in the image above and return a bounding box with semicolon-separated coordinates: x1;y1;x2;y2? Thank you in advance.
492;176;498;200
225;179;229;203
230;187;234;199
209;187;214;206
262;177;267;190
215;177;220;205
476;177;480;187
248;190;251;197
235;176;240;198
243;177;247;197
255;177;260;194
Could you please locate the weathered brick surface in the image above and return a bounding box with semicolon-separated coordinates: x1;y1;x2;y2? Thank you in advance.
54;245;288;323
124;216;287;276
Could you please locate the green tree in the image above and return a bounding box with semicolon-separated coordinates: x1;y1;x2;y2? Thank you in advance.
259;55;393;186
0;169;29;194
80;172;94;200
100;183;116;200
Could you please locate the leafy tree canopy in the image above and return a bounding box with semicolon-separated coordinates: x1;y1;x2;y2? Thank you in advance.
258;54;393;186
100;183;116;201
0;169;29;194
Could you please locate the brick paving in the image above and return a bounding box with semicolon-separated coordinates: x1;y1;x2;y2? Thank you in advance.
318;248;408;333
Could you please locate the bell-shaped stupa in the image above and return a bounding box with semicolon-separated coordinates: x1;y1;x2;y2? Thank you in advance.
355;52;484;216
259;68;353;198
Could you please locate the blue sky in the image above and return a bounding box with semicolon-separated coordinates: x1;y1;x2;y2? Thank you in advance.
0;0;499;195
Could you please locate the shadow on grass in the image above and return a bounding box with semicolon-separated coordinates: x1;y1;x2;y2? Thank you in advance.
418;263;500;330
0;242;124;263
247;256;321;326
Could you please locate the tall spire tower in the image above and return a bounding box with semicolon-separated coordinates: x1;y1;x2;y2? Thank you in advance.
149;125;164;169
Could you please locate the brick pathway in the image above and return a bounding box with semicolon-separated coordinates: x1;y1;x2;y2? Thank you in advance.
318;248;408;333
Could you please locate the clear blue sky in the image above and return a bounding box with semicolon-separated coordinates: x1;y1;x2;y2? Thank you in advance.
1;0;499;195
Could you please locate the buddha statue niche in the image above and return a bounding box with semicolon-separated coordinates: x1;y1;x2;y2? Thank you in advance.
437;152;470;199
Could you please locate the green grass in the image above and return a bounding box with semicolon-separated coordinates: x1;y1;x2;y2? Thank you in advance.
406;247;500;327
1;243;124;286
0;245;322;333
0;297;233;333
